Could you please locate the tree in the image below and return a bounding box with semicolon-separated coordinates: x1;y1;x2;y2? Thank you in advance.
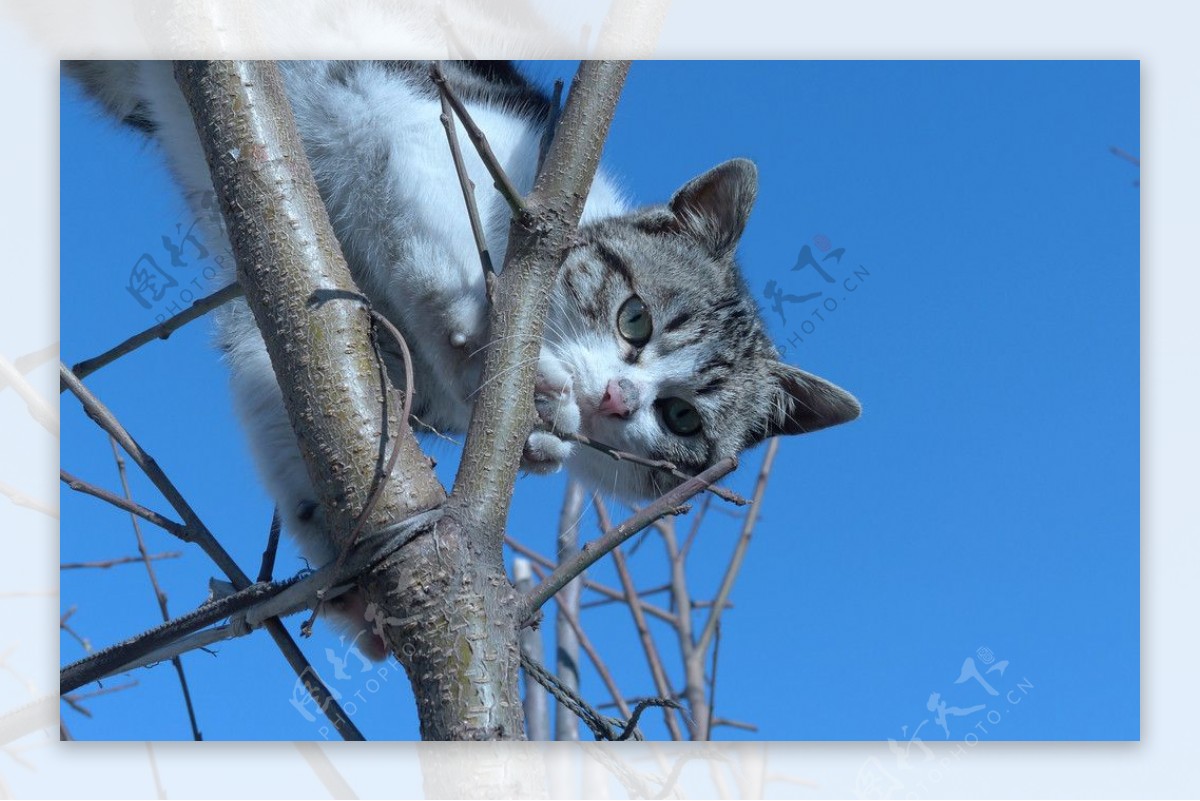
59;59;781;746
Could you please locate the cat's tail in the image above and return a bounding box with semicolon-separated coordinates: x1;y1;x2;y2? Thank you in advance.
62;61;158;135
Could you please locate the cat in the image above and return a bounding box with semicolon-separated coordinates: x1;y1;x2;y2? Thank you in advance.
64;60;861;655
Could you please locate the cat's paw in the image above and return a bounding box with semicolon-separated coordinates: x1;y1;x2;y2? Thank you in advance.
521;429;575;474
522;369;580;472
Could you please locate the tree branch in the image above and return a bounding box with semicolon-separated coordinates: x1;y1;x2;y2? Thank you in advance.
450;60;631;537
430;63;527;217
557;430;748;506
66;283;242;386
503;535;677;626
600;499;684;740
518;456;737;623
697;438;779;655
60;363;362;740
60;469;187;538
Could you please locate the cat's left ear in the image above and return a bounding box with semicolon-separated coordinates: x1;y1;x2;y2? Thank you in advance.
763;362;861;437
668;158;758;257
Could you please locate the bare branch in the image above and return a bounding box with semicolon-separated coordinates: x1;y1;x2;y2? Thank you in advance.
66;283;242;385
660;517;707;739
109;434;203;741
559;430;748;506
518;456;737;623
257;507;282;583
513;558;549;740
60;364;248;585
433;65;496;282
60;361;362;740
554;479;585;741
60;469;187;538
430;62;527;217
697;439;779;655
536;78;564;177
504;536;677;626
61;553;181;570
60;608;91;654
600;498;684;740
555;595;631;720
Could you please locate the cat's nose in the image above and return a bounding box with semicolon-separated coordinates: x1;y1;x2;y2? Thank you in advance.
598;379;632;419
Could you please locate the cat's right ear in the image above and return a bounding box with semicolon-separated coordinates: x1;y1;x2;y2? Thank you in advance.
762;362;861;438
668;158;758;258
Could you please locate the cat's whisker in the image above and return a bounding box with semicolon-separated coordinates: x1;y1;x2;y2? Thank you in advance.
467;332;534;361
464;355;541;401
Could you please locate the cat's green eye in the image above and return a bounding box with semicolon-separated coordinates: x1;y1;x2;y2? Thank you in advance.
658;397;702;437
617;295;652;347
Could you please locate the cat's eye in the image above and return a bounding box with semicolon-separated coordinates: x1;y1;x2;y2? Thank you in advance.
616;295;652;348
658;397;702;437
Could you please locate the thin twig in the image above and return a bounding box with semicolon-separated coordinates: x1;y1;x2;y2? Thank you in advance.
707;620;721;742
598;497;684;741
60;364;248;584
697;439;779;655
559;430;748;506
513;558;549;740
60;470;188;538
660;517;707;740
61;552;181;570
60;362;363;741
434;71;496;283
66;283;243;385
257;507;282;583
554;479;585;741
61;510;440;693
555;597;631;720
504;535;677;626
518;456;738;623
579;582;670;609
430;62;527;217
60;608;91;654
679;493;713;562
302;306;413;636
61;680;139;718
109;434;203;740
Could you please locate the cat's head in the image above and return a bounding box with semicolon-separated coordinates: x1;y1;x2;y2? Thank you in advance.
537;158;861;499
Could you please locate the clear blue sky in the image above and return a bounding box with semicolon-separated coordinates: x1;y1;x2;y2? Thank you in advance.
59;60;1139;742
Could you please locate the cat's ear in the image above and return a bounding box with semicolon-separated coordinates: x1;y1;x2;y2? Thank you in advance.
668;158;758;257
762;362;861;437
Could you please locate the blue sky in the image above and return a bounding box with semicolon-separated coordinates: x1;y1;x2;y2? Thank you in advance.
59;60;1139;742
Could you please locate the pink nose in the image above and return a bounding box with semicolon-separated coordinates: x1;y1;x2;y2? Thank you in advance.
597;379;631;419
